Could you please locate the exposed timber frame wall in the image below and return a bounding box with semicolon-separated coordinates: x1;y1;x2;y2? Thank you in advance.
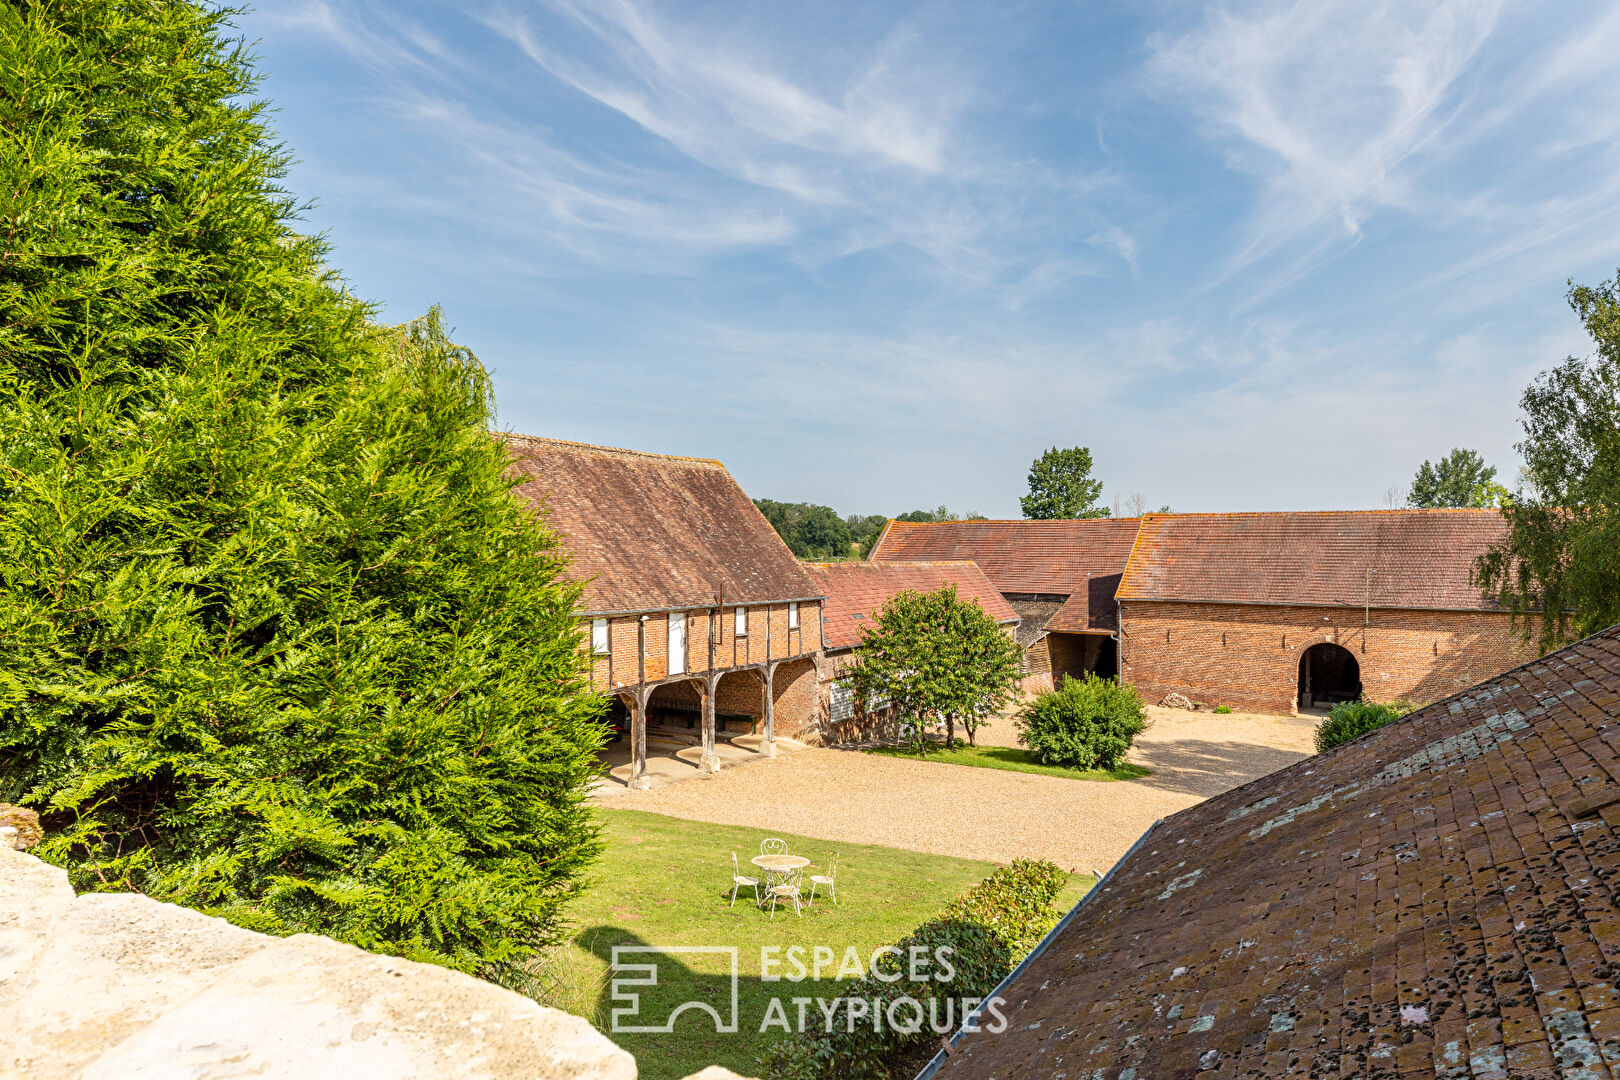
592;601;824;788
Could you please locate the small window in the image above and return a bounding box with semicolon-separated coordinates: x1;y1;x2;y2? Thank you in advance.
735;607;748;637
591;618;608;655
788;602;799;629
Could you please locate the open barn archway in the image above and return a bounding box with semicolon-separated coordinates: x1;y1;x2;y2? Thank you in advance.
1298;642;1361;711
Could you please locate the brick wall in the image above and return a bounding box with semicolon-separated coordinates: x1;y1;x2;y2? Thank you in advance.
772;657;819;740
1117;600;1540;715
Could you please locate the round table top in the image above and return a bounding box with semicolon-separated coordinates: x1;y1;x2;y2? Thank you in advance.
751;854;810;871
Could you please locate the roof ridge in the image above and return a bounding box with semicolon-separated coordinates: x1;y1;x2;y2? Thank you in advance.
1139;507;1502;520
887;517;1142;526
807;559;984;568
503;432;726;468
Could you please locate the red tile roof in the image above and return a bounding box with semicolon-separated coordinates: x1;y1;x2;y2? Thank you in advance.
804;561;1019;650
1116;508;1508;611
1044;572;1125;633
505;435;820;615
934;624;1620;1080
869;519;1143;597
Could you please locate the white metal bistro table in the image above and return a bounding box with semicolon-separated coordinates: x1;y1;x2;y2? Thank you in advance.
750;854;810;900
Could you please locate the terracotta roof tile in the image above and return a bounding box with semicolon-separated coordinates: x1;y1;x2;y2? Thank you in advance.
1117;508;1509;611
804;561;1019;651
1044;571;1125;633
869;518;1142;598
934;624;1620;1080
505;435;819;614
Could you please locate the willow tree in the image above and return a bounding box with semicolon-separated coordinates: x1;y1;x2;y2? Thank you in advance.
0;1;604;981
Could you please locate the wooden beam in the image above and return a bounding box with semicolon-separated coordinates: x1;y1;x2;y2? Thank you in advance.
760;661;778;758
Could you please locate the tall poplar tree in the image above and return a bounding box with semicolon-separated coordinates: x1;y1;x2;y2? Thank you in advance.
0;1;604;981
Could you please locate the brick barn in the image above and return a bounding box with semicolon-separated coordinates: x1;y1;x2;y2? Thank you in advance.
506;436;825;787
803;560;1019;740
1116;509;1539;715
867;518;1141;691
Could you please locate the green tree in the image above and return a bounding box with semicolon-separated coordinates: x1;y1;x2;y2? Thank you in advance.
753;499;854;559
1020;446;1107;519
896;504;960;523
0;1;604;981
845;513;887;558
1408;448;1510;508
848;586;1023;750
1477;275;1620;652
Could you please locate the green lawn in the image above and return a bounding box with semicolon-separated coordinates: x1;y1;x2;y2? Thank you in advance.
861;742;1150;781
542;809;1094;1080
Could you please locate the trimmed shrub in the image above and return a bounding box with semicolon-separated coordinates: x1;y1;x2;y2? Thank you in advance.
1315;700;1417;753
759;861;1069;1080
0;2;605;980
941;859;1069;957
1016;675;1148;770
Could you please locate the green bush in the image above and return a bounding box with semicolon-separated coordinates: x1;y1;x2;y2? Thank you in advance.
1015;675;1148;770
1213;705;1232;714
0;1;605;980
940;859;1068;957
759;861;1069;1080
1315;700;1417;753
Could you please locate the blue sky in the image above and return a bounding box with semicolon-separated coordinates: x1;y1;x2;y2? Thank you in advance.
251;1;1620;518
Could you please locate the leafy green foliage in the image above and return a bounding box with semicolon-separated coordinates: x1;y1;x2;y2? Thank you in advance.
0;0;604;979
1016;676;1147;770
758;861;1069;1080
894;505;985;523
1020;446;1107;519
849;586;1024;750
940;859;1069;957
754;499;855;559
1408;448;1509;508
1314;700;1417;753
1212;705;1232;714
846;513;888;558
1477;275;1620;652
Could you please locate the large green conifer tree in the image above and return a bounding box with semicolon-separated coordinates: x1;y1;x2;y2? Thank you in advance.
0;1;604;980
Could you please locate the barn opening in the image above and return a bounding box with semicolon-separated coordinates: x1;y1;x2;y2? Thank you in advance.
1298;642;1361;710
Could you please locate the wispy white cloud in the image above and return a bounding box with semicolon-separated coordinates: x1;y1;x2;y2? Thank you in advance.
1147;0;1503;285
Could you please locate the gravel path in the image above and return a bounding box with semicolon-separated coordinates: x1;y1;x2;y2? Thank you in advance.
599;707;1316;872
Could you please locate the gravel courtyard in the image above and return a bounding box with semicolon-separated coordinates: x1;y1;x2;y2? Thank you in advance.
598;706;1317;872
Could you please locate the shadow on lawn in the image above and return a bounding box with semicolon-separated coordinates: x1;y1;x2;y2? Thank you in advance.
578;925;796;1080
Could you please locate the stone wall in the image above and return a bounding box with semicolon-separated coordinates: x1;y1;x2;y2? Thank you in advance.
0;846;748;1080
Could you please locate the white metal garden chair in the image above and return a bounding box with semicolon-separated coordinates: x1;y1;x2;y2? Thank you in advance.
807;852;838;907
766;866;804;919
760;837;788;856
729;852;760;908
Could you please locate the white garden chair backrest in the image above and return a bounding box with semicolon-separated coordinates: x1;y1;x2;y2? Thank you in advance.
760;837;788;856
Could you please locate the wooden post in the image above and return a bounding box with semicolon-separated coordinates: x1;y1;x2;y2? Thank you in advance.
700;672;721;774
760;662;778;758
628;686;651;790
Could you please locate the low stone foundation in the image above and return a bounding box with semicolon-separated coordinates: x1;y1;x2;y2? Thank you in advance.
0;846;749;1080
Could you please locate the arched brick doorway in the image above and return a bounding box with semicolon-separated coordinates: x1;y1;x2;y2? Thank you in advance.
1298;642;1361;710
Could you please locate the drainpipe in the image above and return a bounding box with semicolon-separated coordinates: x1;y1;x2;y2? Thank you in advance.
912;818;1163;1080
